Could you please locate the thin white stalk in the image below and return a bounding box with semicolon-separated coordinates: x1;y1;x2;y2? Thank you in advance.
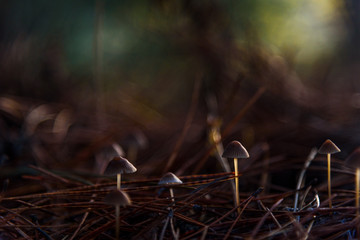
169;188;175;203
234;158;240;214
117;174;121;190
213;142;236;205
327;153;332;208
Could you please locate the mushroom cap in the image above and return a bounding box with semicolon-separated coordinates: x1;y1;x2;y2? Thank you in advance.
346;147;360;169
104;189;131;206
318;139;341;154
104;156;137;176
222;140;249;159
158;172;183;185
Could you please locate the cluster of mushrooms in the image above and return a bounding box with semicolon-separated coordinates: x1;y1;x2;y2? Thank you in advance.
102;139;360;239
102;155;183;239
309;139;360;221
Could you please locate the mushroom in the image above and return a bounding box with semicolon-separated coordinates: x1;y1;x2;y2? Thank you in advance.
158;172;183;204
104;156;137;190
222;140;249;214
346;147;360;218
104;189;131;240
318;139;341;209
96;143;125;174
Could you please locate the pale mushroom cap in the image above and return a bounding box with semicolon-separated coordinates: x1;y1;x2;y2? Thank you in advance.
104;189;131;206
346;147;360;169
318;139;341;154
158;172;183;185
104;156;137;176
222;140;250;159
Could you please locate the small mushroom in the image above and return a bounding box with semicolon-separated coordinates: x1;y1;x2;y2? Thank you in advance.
318;139;341;208
104;189;132;206
346;147;360;218
104;189;131;240
158;172;183;204
222;140;249;214
104;156;137;190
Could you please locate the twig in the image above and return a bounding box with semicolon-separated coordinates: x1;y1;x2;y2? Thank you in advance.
299;185;312;210
181;187;263;240
28;164;70;184
294;148;317;212
0;206;53;240
223;194;255;240
250;198;284;239
200;226;209;240
258;200;284;232
159;213;170;240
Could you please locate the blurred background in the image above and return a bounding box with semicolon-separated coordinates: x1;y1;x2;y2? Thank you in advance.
1;0;360;179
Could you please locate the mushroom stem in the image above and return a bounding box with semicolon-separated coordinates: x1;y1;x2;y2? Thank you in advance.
117;174;121;190
169;188;175;203
234;157;240;214
356;168;360;217
327;153;332;208
115;205;120;240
